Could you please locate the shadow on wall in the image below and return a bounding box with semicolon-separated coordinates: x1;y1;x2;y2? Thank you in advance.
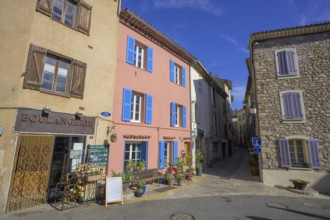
312;173;330;195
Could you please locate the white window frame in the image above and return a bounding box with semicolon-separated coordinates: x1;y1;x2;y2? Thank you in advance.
175;105;181;127
174;65;181;85
130;93;142;122
288;139;310;168
164;142;173;166
124;142;142;166
134;44;145;69
275;48;300;79
279;90;306;123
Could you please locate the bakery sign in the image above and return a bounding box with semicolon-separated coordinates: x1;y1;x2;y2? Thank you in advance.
14;108;95;134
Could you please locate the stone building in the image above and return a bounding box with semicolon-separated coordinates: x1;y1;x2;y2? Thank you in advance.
0;0;120;212
247;22;330;193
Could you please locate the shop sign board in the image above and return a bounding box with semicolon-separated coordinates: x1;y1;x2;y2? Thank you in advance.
105;177;123;206
14;108;95;134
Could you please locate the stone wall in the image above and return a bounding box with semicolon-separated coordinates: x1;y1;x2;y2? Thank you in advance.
253;32;330;172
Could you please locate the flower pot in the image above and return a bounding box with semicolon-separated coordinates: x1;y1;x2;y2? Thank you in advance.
134;191;144;197
177;180;183;187
122;181;130;192
196;167;202;176
291;181;309;190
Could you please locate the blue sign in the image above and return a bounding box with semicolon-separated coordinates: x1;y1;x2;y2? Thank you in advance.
101;112;111;117
252;137;262;146
253;146;262;154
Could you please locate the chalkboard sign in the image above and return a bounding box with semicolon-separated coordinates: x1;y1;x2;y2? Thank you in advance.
87;145;109;167
105;177;123;206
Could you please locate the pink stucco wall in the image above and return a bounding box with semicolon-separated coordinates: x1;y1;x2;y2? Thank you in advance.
109;22;191;172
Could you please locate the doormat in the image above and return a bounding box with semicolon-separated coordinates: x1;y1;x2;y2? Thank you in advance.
154;186;176;193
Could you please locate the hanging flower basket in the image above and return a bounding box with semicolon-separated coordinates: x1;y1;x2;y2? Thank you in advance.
290;179;309;190
110;134;117;143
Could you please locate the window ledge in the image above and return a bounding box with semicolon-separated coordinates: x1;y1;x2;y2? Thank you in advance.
289;167;313;171
40;89;70;98
277;74;300;79
282;119;306;124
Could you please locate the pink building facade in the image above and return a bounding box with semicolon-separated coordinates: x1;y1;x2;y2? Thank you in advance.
109;10;195;172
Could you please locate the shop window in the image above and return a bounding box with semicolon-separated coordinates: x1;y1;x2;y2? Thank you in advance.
23;44;86;99
36;0;92;35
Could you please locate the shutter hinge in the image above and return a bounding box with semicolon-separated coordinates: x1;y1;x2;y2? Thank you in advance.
20;72;27;77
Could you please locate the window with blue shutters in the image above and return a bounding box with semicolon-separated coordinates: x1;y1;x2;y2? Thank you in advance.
170;59;186;87
170;102;186;128
122;88;153;124
275;48;299;78
280;91;305;121
279;138;321;169
126;35;153;72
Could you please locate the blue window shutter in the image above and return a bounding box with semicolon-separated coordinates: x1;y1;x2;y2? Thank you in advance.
159;141;165;169
123;142;127;172
147;47;153;73
279;138;291;168
171;102;176;127
282;92;293;119
182;105;187;128
308;139;321;169
145;94;153;124
141;142;148;169
291;92;303;119
126;36;135;64
170;60;174;82
182;67;186;87
277;51;288;75
286;50;296;74
122;88;132;121
173;141;179;165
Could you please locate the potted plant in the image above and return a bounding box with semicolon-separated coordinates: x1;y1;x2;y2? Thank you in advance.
164;173;174;186
110;133;117;143
138;160;146;171
175;173;184;186
122;172;132;192
125;160;135;172
246;154;258;176
134;178;146;197
195;150;204;176
290;179;309;190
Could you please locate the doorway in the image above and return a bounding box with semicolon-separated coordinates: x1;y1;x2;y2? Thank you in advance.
47;136;85;202
184;142;192;166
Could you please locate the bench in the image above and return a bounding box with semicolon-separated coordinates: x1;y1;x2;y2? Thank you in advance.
131;169;160;186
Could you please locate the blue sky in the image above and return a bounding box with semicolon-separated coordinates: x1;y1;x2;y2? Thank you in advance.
121;0;330;110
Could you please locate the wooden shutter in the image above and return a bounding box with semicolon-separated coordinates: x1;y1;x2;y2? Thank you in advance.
291;92;303;119
23;44;47;91
182;66;186;87
126;36;135;65
70;60;86;99
286;50;296;74
171;102;176;127
145;94;153;124
308;139;321;169
159;141;165;169
182;105;187;128
141;142;148;169
173;141;178;165
36;0;53;17
122;88;132;121
147;46;153;73
277;51;287;75
282;92;292;119
170;60;175;82
77;1;92;35
279;138;291;168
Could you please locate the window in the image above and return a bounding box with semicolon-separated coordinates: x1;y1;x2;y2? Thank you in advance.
36;0;92;35
211;87;216;106
124;142;148;170
275;48;299;77
213;113;218;135
171;102;186;128
41;54;70;94
122;88;153;124
52;0;77;27
279;138;320;169
170;60;186;87
23;44;86;99
126;36;153;72
159;141;178;168
280;91;305;121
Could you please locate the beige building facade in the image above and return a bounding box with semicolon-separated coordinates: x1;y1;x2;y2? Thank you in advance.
0;0;120;212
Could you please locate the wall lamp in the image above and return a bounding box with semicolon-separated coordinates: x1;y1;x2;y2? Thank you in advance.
249;101;259;115
75;112;83;119
42;107;52;116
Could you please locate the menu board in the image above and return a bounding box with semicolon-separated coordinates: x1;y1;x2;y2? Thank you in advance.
105;177;123;206
87;145;109;167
